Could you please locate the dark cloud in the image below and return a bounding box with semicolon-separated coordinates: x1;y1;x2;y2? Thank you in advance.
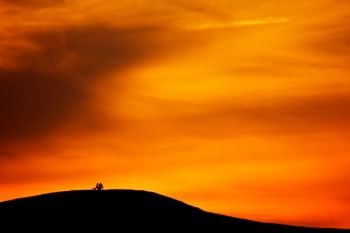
315;29;350;55
24;26;163;82
300;11;350;57
165;93;350;137
242;93;350;133
0;25;169;146
0;70;84;141
0;0;64;8
165;0;228;19
0;150;16;158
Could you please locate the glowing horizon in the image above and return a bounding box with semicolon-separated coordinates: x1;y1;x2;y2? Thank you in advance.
1;0;350;228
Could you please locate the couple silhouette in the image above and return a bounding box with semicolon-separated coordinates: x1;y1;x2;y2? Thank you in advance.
93;183;104;191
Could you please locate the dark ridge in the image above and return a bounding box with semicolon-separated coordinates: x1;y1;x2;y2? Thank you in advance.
0;189;349;232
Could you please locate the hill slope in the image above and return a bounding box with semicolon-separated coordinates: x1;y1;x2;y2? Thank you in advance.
0;190;348;232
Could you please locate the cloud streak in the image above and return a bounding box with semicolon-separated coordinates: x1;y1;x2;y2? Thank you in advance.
0;0;64;8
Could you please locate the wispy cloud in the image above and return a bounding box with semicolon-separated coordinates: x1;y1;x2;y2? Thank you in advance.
185;17;289;30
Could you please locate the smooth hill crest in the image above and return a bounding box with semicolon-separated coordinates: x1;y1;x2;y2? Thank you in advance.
0;189;349;232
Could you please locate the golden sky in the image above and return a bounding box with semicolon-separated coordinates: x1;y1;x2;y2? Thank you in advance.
1;0;350;228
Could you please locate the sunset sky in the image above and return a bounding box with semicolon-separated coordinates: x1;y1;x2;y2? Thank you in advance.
1;0;350;228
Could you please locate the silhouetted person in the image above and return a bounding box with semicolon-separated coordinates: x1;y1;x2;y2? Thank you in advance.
94;183;99;190
97;183;104;191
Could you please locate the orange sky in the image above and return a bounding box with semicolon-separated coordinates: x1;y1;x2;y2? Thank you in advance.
1;0;350;228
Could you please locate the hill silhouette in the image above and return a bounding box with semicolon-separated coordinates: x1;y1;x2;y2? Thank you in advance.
0;190;349;232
